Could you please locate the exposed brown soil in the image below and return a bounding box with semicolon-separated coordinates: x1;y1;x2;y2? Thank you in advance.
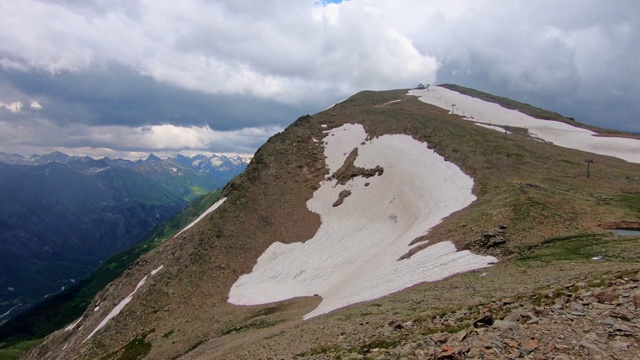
332;190;352;207
330;148;384;185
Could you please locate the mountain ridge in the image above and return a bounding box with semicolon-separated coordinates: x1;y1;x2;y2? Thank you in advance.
0;152;248;324
23;85;640;359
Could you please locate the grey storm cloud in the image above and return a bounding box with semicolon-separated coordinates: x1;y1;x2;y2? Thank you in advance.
0;63;305;130
0;0;638;158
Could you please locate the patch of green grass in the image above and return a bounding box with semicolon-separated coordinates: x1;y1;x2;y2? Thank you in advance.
560;159;579;166
298;343;344;357
539;233;595;245
0;339;42;360
519;234;601;262
506;152;524;158
616;192;640;214
512;196;553;225
189;185;208;197
518;234;640;263
117;333;152;360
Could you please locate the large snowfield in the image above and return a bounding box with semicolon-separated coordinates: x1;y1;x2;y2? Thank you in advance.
229;123;497;319
409;86;640;164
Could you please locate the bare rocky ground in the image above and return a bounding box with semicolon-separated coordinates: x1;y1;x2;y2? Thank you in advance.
310;270;640;360
195;260;640;360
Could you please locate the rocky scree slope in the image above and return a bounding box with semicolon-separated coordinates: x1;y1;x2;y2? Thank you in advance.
25;86;640;359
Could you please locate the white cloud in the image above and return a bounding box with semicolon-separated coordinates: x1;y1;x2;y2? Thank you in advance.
1;1;637;101
0;0;638;157
0;116;280;158
0;0;439;102
0;101;23;113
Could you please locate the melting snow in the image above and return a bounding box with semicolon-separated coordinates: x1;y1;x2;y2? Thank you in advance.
409;86;640;164
176;197;227;236
84;277;147;341
84;265;163;341
64;316;83;332
229;123;497;319
376;99;402;107
151;264;164;275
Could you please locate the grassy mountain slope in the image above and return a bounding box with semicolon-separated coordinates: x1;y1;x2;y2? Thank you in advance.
24;86;640;359
0;191;221;358
0;162;188;320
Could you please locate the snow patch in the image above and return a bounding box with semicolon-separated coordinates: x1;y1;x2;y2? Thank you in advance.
83;264;164;341
65;316;83;332
209;156;224;166
84;277;147;341
229;123;496;319
151;264;164;276
376;99;402;107
176;197;227;237
409;86;640;164
87;166;111;174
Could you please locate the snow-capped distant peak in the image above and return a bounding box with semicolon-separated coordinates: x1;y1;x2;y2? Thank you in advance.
211;153;252;165
209;156;224;167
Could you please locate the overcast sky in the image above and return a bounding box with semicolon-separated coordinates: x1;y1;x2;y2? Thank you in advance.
0;0;638;159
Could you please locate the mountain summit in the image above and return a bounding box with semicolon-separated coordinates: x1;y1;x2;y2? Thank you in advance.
24;85;640;359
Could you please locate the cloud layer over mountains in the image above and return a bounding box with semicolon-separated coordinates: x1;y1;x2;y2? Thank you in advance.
0;1;638;158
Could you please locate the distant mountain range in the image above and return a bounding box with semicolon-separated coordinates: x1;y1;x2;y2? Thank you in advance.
0;151;249;322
